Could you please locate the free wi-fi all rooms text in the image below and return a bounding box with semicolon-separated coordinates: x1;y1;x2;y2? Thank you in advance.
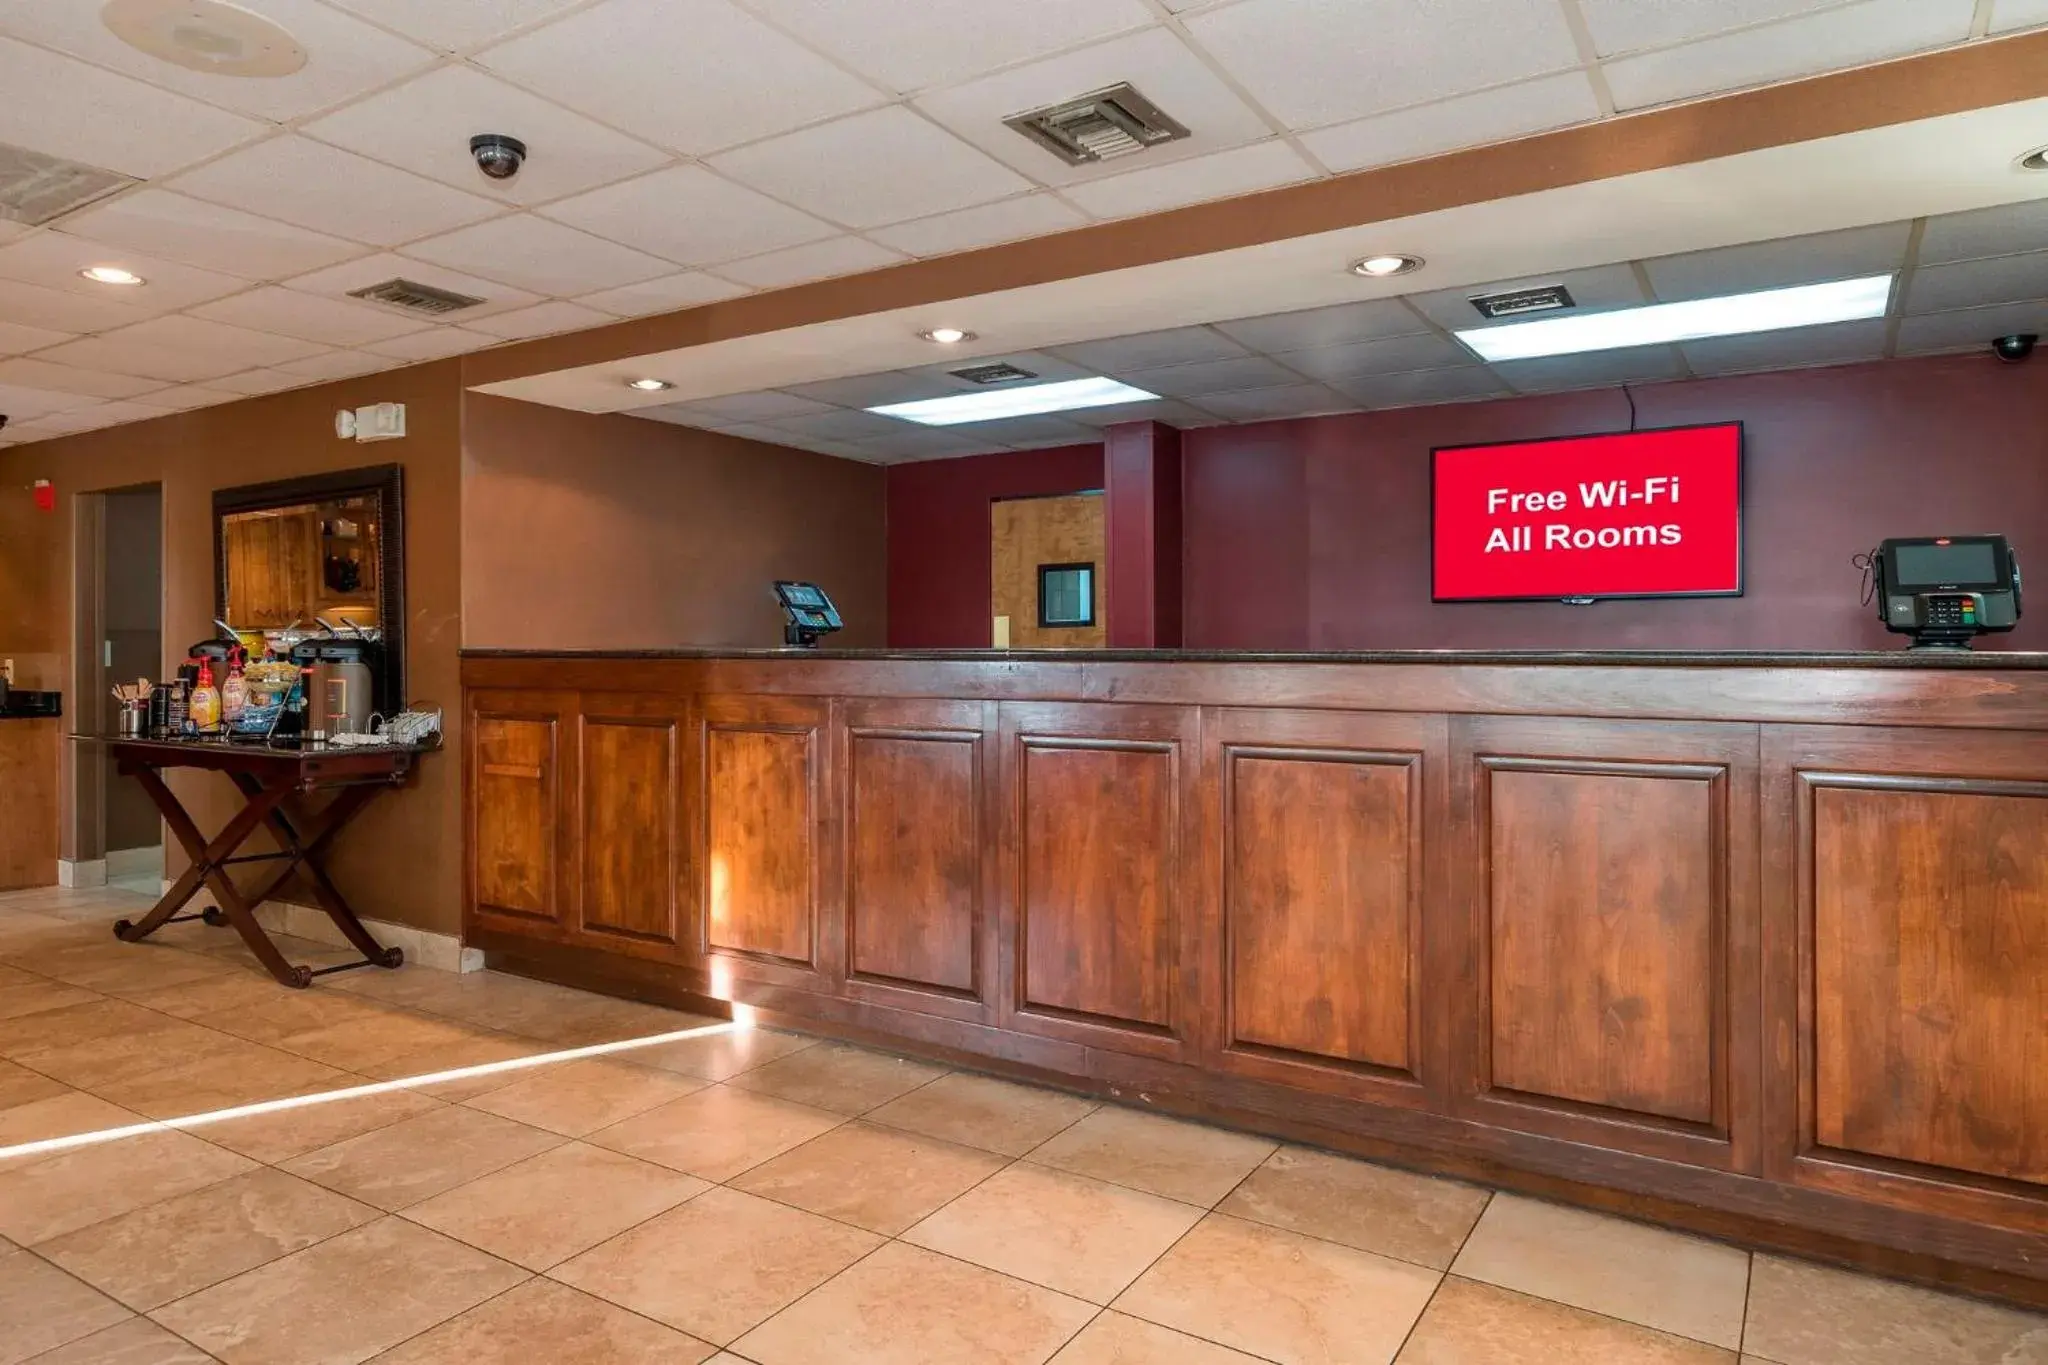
1480;477;1685;553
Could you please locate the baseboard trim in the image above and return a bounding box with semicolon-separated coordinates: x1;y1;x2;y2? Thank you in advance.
105;846;162;880
249;901;482;974
58;859;107;888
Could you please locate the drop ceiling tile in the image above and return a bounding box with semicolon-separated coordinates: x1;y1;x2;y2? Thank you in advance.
0;357;162;398
778;370;963;408
284;253;542;321
852;427;1013;461
320;0;590;52
1193;382;1354;421
172;137;504;248
1406;263;1650;332
1047;326;1248;373
0;234;247;312
1602;0;1975;111
1118;353;1301;397
1492;346;1689;393
1058;397;1222;429
0;319;73;356
476;0;885;156
914;28;1276;186
711;108;1032;230
0;37;264;179
728;424;871;459
403;215;674;295
304;66;672;208
209;369;313;396
57;191;369;281
673;391;840;424
274;350;394;380
631;406;725;430
745;0;1153;93
543;166;837;267
190;287;435;346
0;0;434;121
132;384;238;411
715;236;905;289
1895;300;2048;354
101;316;331;372
1679;318;1889;375
30;397;175;431
463;300;615;339
1918;199;2048;265
1184;0;1580;131
0;379;96;419
1300;72;1603;174
1214;299;1431;353
33;335;239;384
944;414;1099;447
871;194;1090;257
361;327;502;361
1906;250;2048;313
1275;331;1471;380
1331;365;1510;409
1059;140;1318;219
762;407;911;442
1645;223;1912;301
0;278;150;333
1578;0;1844;56
1992;0;2048;30
579;272;752;317
898;351;1095;391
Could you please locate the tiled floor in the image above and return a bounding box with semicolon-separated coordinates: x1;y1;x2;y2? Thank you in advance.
1;885;2045;1365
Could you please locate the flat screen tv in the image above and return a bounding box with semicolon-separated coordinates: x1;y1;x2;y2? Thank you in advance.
1432;422;1743;603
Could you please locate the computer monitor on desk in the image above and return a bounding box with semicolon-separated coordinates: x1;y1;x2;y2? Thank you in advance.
1875;535;2022;649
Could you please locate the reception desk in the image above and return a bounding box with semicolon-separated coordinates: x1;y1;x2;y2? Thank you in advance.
461;648;2048;1304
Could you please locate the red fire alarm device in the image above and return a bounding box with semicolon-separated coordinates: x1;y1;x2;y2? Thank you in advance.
32;480;54;513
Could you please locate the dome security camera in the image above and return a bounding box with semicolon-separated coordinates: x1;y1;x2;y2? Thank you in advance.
470;134;527;182
1992;333;2037;363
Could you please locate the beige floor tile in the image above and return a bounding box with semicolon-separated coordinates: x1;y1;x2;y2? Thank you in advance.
1742;1253;2048;1365
904;1163;1203;1304
0;1092;148;1159
0;1003;244;1094
550;1186;879;1345
732;1240;1094;1365
194;1087;446;1164
462;1058;704;1137
274;1010;498;1074
372;1277;716;1364
0;1130;253;1246
92;1043;353;1122
1028;1107;1276;1208
866;1073;1097;1157
624;1027;817;1083
0;1059;70;1111
730;1120;1007;1235
39;1168;379;1311
588;1086;842;1182
150;1217;527;1365
8;942;234;994
1451;1195;1748;1349
1116;1212;1440;1365
1398;1276;1735;1363
356;1032;553;1100
0;1000;155;1060
724;1043;948;1115
282;1104;562;1212
1217;1146;1492;1270
404;1142;707;1271
1049;1311;1273;1364
0;1248;131;1365
19;1316;214;1363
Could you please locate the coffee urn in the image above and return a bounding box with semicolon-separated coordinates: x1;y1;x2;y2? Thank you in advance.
289;637;379;739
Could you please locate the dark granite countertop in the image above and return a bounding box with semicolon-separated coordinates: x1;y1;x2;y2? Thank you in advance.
461;647;2048;669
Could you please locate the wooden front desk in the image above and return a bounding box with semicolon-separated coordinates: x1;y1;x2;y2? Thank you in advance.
460;649;2048;1305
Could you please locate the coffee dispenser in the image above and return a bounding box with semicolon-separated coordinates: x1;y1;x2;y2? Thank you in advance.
289;635;381;739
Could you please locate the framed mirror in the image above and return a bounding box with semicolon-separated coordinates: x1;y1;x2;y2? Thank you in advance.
213;464;405;709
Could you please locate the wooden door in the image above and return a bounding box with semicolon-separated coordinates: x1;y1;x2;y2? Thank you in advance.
991;493;1105;649
222;508;315;628
1453;715;1762;1172
467;689;576;937
574;692;693;960
1763;724;2048;1235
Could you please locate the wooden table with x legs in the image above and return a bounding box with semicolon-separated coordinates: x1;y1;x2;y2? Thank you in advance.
90;736;428;988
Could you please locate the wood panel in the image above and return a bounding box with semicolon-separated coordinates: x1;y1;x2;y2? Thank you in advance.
701;694;831;979
1205;709;1446;1105
843;698;993;1019
999;701;1193;1059
1458;716;1760;1172
991;493;1105;649
468;693;572;927
0;719;59;892
578;697;686;952
222;508;315;629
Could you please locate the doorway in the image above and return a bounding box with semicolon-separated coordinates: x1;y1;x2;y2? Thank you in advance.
990;491;1106;649
73;484;163;891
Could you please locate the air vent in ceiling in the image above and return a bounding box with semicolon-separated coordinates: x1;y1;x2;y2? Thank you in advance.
1469;284;1576;319
1005;83;1190;166
948;362;1038;385
0;143;135;227
347;278;485;315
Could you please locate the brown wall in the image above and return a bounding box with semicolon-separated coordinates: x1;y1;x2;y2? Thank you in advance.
461;395;887;651
0;361;464;933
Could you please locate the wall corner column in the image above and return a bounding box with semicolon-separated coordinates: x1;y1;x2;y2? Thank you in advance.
1103;421;1183;648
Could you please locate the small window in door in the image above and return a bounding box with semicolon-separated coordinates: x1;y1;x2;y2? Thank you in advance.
1038;562;1095;628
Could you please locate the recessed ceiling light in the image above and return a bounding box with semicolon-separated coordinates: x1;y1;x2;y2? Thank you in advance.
80;265;144;286
626;377;672;392
870;376;1156;426
2022;145;2048;171
1456;274;1895;362
102;0;308;77
918;327;975;344
1352;253;1424;278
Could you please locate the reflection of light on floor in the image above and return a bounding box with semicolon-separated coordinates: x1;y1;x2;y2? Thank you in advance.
0;1018;743;1164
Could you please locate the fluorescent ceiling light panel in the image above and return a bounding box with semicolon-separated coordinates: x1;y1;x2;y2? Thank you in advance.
869;376;1157;425
1456;275;1896;362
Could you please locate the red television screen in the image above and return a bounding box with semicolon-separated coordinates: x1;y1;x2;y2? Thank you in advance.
1433;423;1743;602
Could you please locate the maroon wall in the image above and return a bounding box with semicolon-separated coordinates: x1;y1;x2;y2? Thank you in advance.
886;444;1103;647
1182;354;2048;652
